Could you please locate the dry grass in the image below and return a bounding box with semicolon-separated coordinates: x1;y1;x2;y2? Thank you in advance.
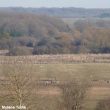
84;87;110;110
0;62;110;110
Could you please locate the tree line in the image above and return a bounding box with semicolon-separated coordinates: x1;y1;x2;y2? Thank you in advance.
0;12;110;55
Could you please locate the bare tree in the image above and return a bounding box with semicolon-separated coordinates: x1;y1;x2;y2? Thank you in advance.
95;98;110;110
0;57;37;110
60;80;87;110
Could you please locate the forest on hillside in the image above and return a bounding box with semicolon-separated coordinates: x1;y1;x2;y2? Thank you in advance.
0;11;110;55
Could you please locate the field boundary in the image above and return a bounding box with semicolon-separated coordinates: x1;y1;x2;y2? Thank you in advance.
0;54;110;64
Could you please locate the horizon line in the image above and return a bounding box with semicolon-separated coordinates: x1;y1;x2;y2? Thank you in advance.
0;6;110;10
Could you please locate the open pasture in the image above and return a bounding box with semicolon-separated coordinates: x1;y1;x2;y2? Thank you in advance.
0;55;110;110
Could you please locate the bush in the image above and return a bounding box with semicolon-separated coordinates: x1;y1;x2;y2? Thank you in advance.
60;81;87;110
95;98;110;110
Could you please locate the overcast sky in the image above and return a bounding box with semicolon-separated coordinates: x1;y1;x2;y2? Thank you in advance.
0;0;110;8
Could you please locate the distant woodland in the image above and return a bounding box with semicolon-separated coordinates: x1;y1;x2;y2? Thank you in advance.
1;7;110;18
0;9;110;55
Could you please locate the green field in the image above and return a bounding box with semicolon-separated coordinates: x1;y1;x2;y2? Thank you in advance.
5;63;109;80
62;17;110;28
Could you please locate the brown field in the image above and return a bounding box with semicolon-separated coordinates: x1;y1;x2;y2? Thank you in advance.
0;54;110;110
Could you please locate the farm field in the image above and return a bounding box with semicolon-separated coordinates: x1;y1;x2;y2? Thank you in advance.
62;17;110;28
1;63;110;80
0;59;110;110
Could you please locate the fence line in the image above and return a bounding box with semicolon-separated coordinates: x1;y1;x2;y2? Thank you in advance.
0;54;110;64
